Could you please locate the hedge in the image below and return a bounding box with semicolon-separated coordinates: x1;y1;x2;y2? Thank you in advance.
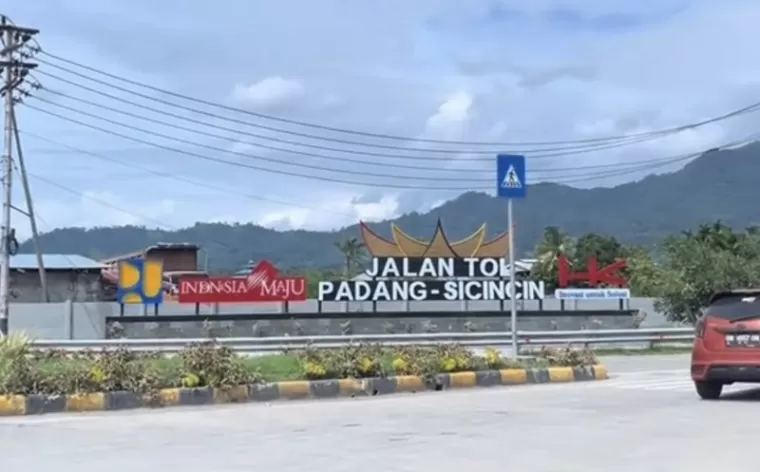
0;333;598;396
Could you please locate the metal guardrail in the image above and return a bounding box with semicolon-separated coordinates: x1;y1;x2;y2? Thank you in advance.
29;327;696;353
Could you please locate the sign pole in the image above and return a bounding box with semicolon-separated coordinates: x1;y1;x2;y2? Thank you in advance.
507;198;518;359
496;153;526;360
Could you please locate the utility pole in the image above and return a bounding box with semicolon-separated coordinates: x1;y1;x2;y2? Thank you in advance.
12;108;48;302
0;16;39;336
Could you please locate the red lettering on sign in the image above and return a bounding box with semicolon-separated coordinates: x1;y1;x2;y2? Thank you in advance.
177;260;307;303
557;256;627;288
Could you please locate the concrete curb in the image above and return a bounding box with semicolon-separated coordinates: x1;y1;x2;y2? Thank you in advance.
0;364;608;416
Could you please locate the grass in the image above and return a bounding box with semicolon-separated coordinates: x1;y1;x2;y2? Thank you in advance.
243;355;303;382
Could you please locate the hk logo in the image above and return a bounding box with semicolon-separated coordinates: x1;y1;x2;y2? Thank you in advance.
557;256;627;288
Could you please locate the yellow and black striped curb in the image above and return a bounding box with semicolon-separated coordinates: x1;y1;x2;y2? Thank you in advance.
0;365;607;416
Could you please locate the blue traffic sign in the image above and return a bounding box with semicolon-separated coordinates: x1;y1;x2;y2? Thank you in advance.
496;154;526;199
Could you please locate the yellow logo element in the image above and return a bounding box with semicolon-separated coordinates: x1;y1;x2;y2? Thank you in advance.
359;218;512;258
117;259;164;305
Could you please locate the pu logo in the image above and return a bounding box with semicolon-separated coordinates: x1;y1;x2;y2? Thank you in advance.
117;258;164;304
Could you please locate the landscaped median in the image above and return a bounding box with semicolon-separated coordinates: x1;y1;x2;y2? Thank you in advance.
0;334;608;416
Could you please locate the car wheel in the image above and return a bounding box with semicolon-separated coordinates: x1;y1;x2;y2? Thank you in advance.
695;381;723;400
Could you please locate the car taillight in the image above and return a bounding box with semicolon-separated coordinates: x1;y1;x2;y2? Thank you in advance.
695;319;706;338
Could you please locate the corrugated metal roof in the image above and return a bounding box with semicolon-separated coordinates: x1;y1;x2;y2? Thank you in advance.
234;260;256;276
100;243;199;263
10;254;104;270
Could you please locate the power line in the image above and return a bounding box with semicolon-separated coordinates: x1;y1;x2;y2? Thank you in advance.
26;97;488;183
26;92;734;182
19;130;370;219
33;62;661;155
37;51;760;147
23;102;478;190
34;77;664;164
25;171;332;269
22;100;727;190
33;87;677;173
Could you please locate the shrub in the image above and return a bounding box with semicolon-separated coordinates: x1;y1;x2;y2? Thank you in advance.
390;356;409;375
432;344;482;373
303;360;327;379
299;344;508;380
483;347;503;369
0;336;597;396
295;343;385;380
535;346;598;366
2;338;264;395
179;341;261;388
4;346;161;395
181;373;200;388
87;348;161;394
0;332;37;394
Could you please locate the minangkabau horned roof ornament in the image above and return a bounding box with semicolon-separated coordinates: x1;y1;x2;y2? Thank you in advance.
359;218;511;258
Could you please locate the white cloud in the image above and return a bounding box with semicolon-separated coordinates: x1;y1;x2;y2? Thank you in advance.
231;76;304;107
424;90;474;138
259;193;400;231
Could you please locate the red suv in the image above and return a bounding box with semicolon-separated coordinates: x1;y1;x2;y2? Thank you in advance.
692;289;760;399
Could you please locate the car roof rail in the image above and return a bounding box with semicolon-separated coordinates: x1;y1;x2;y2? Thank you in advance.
709;288;760;304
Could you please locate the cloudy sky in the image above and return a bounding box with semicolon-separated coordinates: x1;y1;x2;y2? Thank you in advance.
4;0;760;238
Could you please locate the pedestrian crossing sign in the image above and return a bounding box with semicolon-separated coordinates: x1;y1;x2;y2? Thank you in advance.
502;165;522;189
496;154;526;199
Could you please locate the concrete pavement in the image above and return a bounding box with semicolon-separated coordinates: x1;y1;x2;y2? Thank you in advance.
5;353;759;472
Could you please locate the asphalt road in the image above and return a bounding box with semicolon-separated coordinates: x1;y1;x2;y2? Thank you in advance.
4;354;760;471
598;353;691;372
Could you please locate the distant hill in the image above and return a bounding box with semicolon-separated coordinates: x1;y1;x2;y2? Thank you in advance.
19;143;760;271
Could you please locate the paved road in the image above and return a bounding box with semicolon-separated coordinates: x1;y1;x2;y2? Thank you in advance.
4;354;760;471
598;353;690;373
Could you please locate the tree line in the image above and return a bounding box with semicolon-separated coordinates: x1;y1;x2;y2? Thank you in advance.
309;223;760;324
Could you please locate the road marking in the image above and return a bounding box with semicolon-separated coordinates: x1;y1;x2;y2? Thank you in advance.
604;377;694;392
609;368;686;376
575;370;754;394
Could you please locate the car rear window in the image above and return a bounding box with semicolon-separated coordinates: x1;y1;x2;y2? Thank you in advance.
707;294;760;320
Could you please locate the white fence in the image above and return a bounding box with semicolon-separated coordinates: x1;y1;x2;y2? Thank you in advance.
30;327;696;353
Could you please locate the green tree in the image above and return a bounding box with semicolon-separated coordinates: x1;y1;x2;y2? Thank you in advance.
333;238;367;280
692;220;741;251
572;233;625;272
655;227;760;324
625;247;671;297
530;226;574;290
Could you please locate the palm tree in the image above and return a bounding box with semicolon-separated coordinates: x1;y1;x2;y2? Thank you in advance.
531;226;574;289
695;221;739;252
334;238;366;280
534;226;573;270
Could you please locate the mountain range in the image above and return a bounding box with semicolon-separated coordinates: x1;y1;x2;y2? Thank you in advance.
19;143;760;271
